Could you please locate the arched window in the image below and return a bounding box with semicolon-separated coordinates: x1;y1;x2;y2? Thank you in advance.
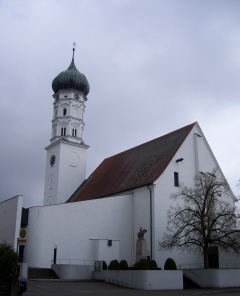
63;108;67;116
72;128;77;137
61;127;66;136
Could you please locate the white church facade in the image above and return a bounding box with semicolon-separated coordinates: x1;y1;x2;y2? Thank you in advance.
1;50;240;273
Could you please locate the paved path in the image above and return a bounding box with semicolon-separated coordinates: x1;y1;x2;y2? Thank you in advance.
25;280;240;296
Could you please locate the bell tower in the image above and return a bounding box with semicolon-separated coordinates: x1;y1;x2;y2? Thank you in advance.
43;47;90;206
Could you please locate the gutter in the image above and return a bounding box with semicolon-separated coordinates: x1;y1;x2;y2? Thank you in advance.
147;186;153;260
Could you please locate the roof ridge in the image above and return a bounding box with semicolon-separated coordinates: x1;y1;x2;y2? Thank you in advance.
105;122;196;161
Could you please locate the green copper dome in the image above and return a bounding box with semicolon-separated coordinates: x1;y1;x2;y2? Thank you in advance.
52;55;90;96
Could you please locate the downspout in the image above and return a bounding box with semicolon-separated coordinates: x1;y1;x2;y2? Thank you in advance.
131;192;134;265
147;186;153;260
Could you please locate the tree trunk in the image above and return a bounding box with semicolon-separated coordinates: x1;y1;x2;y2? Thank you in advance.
203;247;209;269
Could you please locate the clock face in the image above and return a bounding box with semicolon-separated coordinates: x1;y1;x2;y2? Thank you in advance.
50;155;56;167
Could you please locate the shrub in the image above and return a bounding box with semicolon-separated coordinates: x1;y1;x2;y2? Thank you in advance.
164;258;177;270
0;242;19;279
149;260;159;270
108;259;119;270
119;260;128;270
138;258;149;270
102;261;107;270
128;262;139;270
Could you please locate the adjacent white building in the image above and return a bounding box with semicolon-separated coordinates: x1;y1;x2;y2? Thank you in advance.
1;50;239;272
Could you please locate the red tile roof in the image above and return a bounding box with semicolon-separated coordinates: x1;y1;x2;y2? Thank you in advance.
70;122;196;202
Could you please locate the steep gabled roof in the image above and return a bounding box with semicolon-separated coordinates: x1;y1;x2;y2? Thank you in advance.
70;122;196;202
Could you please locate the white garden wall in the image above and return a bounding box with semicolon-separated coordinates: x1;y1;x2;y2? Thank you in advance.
184;269;240;288
52;264;94;280
103;270;183;290
19;263;28;278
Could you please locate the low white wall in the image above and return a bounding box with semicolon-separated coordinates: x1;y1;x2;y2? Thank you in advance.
103;270;183;290
52;264;94;280
184;269;240;288
19;263;28;278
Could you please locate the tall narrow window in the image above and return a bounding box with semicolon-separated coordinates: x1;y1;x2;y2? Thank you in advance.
63;108;67;116
72;128;77;137
174;172;179;187
53;248;57;264
61;127;66;136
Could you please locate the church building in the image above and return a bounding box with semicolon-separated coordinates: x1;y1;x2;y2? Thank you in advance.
1;49;239;275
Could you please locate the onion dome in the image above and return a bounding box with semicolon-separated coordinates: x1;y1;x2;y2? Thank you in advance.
52;49;90;96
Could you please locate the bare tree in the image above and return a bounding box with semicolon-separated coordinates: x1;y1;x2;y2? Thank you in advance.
159;168;240;269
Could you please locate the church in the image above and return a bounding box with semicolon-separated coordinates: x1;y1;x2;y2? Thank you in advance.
0;49;239;275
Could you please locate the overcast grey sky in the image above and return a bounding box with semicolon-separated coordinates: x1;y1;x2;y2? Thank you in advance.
1;0;240;208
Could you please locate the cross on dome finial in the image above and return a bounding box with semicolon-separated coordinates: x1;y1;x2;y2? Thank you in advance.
72;42;77;50
72;42;77;60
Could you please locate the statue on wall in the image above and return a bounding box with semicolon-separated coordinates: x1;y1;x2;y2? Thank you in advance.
137;227;147;240
136;227;148;262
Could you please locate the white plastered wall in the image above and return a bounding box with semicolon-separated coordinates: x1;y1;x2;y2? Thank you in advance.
25;185;153;268
0;195;23;250
131;187;152;260
25;194;135;268
153;122;239;268
44;140;88;205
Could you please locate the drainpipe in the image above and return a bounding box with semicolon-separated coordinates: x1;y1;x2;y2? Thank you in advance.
147;186;153;260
